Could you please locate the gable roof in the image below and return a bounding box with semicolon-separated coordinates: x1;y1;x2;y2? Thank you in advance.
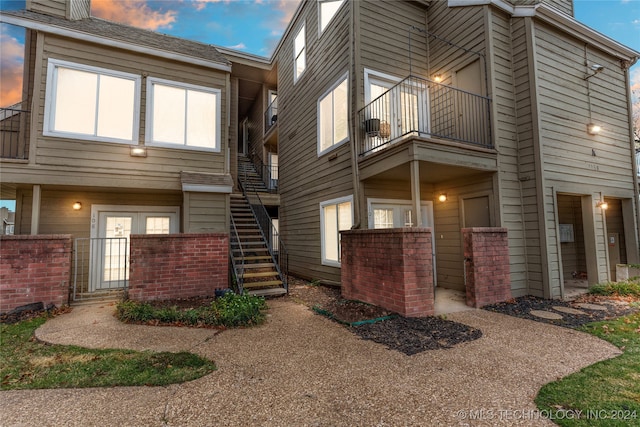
0;9;232;72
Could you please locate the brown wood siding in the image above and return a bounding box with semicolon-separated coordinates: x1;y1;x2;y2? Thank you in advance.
27;0;66;17
489;8;530;297
21;187;182;237
276;0;352;283
533;20;636;293
69;0;90;20
248;88;266;165
511;16;545;297
29;34;228;191
428;2;486;84
359;0;428;83
186;192;228;234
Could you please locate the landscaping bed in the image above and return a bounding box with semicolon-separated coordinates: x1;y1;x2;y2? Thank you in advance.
484;293;639;329
287;278;482;355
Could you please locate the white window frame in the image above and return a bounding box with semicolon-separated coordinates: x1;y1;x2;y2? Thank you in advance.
293;23;306;83
317;72;349;156
318;0;345;36
145;77;221;152
319;195;353;268
43;58;141;144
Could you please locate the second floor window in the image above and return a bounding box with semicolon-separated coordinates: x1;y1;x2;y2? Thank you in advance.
319;0;345;33
44;59;140;143
146;78;221;152
294;23;306;82
318;74;348;155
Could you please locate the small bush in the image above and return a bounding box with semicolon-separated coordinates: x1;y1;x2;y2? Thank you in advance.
116;293;268;328
210;293;267;327
589;279;640;297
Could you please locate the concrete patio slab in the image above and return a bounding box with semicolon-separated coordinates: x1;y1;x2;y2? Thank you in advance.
1;300;621;426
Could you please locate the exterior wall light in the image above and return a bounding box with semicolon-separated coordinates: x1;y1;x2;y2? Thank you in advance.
433;74;443;83
72;202;82;210
596;201;608;210
438;193;447;202
130;146;147;157
587;123;601;135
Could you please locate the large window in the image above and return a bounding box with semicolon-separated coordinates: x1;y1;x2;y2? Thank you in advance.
318;74;348;155
320;195;353;267
319;0;345;34
146;78;221;151
44;59;140;143
294;23;306;82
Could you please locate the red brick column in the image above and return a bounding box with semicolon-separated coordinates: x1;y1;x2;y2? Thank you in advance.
462;227;511;308
341;228;434;317
0;235;72;313
128;233;228;302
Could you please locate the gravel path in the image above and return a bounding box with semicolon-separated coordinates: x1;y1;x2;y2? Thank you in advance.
0;300;621;426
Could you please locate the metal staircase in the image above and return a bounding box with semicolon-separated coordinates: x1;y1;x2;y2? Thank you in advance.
230;156;287;296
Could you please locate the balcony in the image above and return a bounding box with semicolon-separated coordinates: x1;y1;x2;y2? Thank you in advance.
357;76;492;157
1;103;30;160
264;95;278;134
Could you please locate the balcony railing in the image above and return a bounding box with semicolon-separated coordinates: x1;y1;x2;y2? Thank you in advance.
1;104;30;160
264;96;278;133
358;75;492;157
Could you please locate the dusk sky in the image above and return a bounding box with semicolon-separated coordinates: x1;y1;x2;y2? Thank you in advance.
0;0;639;108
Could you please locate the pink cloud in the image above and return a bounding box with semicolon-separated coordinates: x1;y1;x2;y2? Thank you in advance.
0;32;24;107
91;0;176;30
276;0;302;30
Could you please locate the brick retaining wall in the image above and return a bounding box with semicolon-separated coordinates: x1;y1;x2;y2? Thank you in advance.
128;233;228;302
0;235;72;313
341;228;434;317
463;227;511;308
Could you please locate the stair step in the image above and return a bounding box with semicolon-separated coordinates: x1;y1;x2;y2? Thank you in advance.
232;247;270;253
242;271;279;279
232;241;266;246
243;280;283;288
238;256;273;261
238;262;276;269
248;287;287;297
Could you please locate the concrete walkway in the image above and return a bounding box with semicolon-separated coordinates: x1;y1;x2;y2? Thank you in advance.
1;300;621;426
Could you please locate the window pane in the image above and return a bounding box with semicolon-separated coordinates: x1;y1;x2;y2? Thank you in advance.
294;26;305;56
296;49;306;79
374;208;394;229
145;217;170;234
320;0;344;32
323;204;338;262
97;75;135;140
337;201;352;231
54;67;97;135
186;90;216;149
333;79;348;143
153;84;185;144
319;94;333;152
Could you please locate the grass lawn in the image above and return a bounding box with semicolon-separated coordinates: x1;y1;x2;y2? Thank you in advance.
535;310;640;426
0;315;216;390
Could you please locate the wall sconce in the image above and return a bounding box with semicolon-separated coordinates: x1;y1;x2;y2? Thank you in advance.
596;201;608;210
130;146;147;157
583;63;605;80
433;74;443;83
438;193;447;202
587;123;601;135
72;202;82;210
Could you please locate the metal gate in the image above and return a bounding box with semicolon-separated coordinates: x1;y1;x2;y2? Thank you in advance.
72;237;128;301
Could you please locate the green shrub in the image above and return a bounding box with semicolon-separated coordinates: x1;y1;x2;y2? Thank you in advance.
589;279;640;297
116;293;267;328
210;292;267;327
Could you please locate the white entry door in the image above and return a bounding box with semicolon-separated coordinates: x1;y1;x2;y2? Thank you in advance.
368;199;437;286
90;206;179;291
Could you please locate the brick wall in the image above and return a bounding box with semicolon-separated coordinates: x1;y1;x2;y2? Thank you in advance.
128;233;228;302
463;227;511;308
0;235;72;313
341;228;434;317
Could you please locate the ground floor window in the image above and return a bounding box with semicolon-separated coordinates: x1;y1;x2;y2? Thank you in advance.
320;195;353;267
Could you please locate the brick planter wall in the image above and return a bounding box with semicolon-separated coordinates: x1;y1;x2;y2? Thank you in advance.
463;227;511;308
0;235;72;313
341;228;434;317
128;233;228;302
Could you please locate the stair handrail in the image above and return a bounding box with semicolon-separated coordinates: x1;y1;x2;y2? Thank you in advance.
229;214;245;294
238;178;288;291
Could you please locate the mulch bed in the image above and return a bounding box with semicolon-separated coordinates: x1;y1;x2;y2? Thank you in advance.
483;295;639;328
287;278;482;355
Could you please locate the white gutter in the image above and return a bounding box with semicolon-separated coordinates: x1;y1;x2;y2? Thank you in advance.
0;13;233;73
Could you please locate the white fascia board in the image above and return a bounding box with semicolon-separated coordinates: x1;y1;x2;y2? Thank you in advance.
0;13;232;73
182;184;233;194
